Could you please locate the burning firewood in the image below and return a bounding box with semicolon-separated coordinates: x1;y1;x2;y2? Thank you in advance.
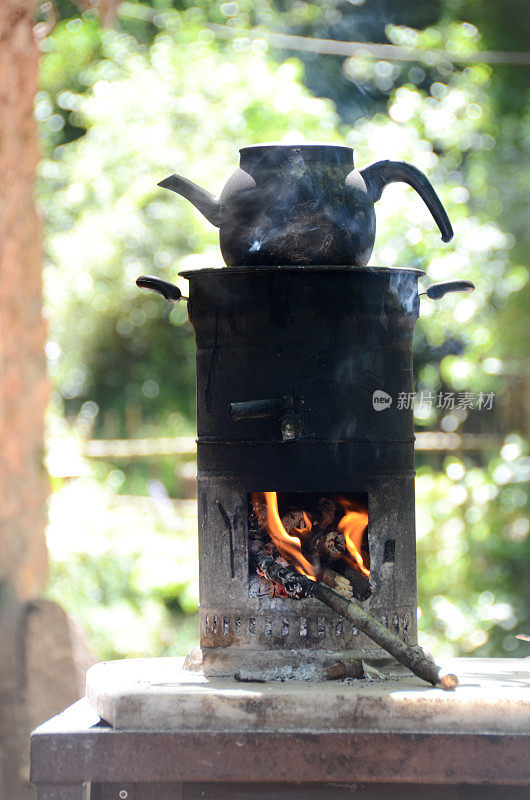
321;529;347;560
250;491;375;604
321;530;371;601
342;568;371;601
251;527;354;600
251;553;313;599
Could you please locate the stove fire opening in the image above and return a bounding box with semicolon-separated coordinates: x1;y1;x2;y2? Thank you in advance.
249;492;371;601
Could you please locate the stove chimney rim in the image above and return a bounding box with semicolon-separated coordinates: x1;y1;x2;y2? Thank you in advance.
178;264;426;279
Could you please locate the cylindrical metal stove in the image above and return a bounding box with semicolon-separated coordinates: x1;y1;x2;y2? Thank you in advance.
181;265;423;679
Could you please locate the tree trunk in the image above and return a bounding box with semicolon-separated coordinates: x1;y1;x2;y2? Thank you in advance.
0;0;48;602
0;9;97;800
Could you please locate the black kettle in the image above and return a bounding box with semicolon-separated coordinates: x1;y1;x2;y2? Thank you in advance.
159;143;453;267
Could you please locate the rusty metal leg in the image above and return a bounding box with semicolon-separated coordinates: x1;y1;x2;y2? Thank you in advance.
35;784;86;800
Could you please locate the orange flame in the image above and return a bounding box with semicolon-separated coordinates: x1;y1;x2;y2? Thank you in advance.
251;492;317;578
336;496;370;577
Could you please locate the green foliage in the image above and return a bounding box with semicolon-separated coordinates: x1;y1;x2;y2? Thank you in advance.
38;17;103;149
45;476;199;658
344;23;526;430
417;436;530;658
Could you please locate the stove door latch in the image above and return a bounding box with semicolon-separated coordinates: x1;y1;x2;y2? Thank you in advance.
230;396;303;441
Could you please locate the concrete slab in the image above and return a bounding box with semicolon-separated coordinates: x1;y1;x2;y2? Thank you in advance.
86;656;530;734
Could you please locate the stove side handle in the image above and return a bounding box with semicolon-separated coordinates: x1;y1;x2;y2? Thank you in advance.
230;396;302;441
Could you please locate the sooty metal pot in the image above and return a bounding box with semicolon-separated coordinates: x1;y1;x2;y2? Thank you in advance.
158;143;454;268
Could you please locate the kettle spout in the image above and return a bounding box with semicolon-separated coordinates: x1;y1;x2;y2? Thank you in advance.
158;174;221;227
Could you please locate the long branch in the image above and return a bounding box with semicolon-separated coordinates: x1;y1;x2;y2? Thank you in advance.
253;553;458;690
309;580;458;690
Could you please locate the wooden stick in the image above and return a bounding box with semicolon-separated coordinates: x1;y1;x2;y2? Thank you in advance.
252;553;458;690
308;580;458;690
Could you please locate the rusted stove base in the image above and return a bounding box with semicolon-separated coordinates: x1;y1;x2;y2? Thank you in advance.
31;658;530;799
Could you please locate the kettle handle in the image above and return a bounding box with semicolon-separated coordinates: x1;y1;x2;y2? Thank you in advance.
360;160;454;243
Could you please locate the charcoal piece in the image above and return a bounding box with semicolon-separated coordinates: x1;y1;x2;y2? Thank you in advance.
343;567;372;601
313;497;336;529
280;509;305;534
321;529;347;561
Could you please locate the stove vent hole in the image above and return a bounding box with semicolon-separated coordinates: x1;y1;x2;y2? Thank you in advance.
265;618;272;635
317;617;326;636
213;616;218;634
402;613;410;642
235;617;241;636
249;617;256;635
282;618;289;636
335;620;343;636
299;617;307;637
223;616;229;635
352;625;359;636
384;539;396;563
